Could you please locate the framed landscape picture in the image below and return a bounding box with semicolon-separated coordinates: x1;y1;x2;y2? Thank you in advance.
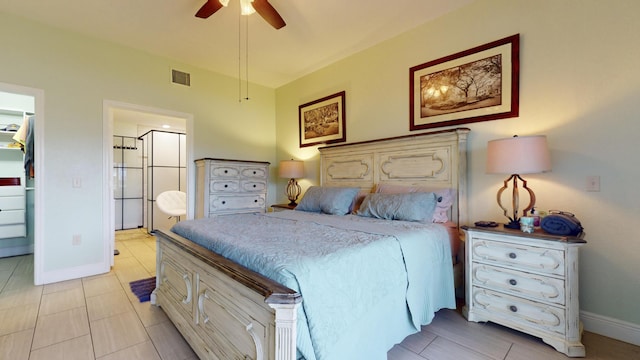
410;34;519;130
299;91;346;147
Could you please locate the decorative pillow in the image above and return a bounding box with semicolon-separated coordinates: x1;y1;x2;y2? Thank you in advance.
356;192;438;223
375;184;455;223
295;186;360;215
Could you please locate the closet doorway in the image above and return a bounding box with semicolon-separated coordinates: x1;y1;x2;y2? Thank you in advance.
104;101;193;267
0;82;45;285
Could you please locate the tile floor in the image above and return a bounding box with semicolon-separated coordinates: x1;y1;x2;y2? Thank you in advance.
0;228;638;359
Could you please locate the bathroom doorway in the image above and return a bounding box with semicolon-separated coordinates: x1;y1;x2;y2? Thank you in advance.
104;101;193;266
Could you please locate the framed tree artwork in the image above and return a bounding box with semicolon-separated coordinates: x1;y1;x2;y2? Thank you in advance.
410;34;519;130
299;91;346;147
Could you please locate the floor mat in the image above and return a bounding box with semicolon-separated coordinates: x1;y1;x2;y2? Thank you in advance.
129;276;156;302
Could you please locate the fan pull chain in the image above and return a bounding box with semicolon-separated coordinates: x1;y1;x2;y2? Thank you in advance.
237;12;250;102
238;11;242;102
245;16;249;101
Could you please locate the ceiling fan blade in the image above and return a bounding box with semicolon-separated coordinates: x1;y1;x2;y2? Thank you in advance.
252;0;286;29
195;0;224;19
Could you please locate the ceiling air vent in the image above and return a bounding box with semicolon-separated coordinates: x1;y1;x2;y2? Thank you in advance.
171;69;191;86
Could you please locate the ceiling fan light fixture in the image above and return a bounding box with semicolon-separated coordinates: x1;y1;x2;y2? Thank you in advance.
219;0;230;7
240;0;256;15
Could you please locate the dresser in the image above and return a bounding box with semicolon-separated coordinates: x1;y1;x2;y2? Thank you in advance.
195;158;269;218
462;226;586;357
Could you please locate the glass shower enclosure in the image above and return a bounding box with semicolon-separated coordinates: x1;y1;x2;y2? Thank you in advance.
113;135;143;230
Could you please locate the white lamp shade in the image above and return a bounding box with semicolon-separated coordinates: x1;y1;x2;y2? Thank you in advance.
486;135;551;174
279;160;304;178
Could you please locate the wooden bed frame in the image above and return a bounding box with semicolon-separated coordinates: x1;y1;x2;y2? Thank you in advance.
152;127;470;360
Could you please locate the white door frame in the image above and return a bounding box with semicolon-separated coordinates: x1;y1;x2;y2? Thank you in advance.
103;100;194;266
0;82;45;285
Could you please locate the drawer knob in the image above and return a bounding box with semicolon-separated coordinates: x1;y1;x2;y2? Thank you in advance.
254;199;258;203
221;201;226;205
253;184;256;188
509;305;518;313
508;252;517;259
253;171;256;174
509;279;517;286
224;170;228;173
224;184;228;188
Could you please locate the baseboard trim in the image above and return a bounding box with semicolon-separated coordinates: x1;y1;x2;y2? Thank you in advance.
0;244;34;258
581;310;640;346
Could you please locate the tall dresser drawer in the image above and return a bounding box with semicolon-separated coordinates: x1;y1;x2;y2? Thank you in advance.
210;166;240;178
471;238;564;276
210;180;240;192
240;166;267;179
472;264;565;305
209;195;265;213
240;180;267;193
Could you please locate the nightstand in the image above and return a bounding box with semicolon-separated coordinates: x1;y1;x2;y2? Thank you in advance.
271;203;296;211
462;225;586;357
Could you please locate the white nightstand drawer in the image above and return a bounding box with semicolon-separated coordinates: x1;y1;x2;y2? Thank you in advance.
472;263;565;305
471;287;566;336
471;238;564;276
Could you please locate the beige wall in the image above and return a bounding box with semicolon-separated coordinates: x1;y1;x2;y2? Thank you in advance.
0;13;277;274
276;0;640;328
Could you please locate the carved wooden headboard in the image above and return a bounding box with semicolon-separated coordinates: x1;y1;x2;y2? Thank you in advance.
318;128;470;227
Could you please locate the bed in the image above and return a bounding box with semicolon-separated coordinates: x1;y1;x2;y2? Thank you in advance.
152;127;470;360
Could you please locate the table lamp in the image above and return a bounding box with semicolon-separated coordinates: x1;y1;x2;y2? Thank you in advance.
279;159;304;206
486;135;551;228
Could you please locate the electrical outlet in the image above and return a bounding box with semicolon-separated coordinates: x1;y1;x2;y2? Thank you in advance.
72;234;82;246
586;176;600;192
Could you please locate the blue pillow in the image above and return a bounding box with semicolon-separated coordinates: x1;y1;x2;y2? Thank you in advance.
357;192;438;222
295;186;360;215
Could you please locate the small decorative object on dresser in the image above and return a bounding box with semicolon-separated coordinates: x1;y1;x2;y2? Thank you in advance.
195;158;269;218
463;225;587;357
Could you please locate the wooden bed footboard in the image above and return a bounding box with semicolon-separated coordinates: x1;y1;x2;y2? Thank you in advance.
152;229;302;360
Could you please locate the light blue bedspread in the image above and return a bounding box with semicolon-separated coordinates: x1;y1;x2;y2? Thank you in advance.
171;211;455;360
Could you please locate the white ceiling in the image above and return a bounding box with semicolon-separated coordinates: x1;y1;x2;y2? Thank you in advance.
0;0;475;88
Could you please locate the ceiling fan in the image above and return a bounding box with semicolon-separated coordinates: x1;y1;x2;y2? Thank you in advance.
196;0;286;29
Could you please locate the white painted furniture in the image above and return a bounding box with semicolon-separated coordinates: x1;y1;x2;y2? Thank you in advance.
156;190;187;219
1;129;26;241
463;225;586;357
154;128;469;360
195;158;270;218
